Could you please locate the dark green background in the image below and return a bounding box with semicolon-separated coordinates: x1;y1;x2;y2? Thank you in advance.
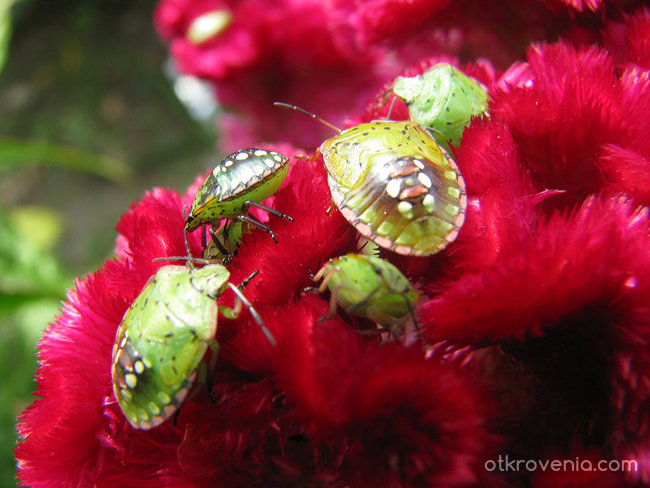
0;1;217;485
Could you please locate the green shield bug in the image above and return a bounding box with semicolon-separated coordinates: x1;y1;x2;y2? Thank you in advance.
111;264;274;430
275;102;467;256
185;148;293;252
392;63;490;151
310;253;420;338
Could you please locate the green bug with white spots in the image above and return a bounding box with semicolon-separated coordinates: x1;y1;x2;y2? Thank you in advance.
392;63;490;152
311;253;420;336
185;148;293;251
274;103;467;256
111;264;273;430
322;121;466;256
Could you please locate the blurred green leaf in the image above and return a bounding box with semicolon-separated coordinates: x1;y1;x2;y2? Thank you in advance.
0;136;133;183
9;206;63;252
0;206;69;297
0;0;16;75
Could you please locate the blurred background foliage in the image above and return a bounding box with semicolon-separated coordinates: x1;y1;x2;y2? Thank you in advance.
0;1;218;485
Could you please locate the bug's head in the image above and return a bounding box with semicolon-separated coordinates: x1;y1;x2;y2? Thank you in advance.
190;264;231;299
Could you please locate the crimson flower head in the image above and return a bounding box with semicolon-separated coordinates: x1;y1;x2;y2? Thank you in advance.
16;2;650;488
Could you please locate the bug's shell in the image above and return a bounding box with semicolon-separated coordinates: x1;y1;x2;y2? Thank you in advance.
320;120;467;256
111;264;229;429
320;253;419;329
185;148;290;232
392;63;489;151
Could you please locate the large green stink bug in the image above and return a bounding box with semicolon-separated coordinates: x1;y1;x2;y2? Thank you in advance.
321;121;466;256
311;253;420;335
185;148;293;250
392;62;489;152
111;264;272;429
275;104;466;256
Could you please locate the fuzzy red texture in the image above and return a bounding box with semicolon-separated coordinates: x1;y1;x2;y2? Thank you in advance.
604;8;650;69
273;306;502;487
492;42;650;210
419;197;649;343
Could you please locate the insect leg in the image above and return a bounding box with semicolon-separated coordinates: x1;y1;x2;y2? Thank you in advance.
225;282;276;346
317;283;343;323
402;289;423;344
238;270;259;290
208;226;232;258
243;200;294;222
345;284;381;315
234;214;278;243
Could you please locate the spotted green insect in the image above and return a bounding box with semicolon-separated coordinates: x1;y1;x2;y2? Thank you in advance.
392;63;489;152
274;103;466;256
320;119;466;256
185;148;293;250
311;253;420;337
111;264;273;429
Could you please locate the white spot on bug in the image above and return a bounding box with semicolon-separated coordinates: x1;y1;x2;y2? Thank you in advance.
386;179;401;198
235;152;249;161
119;388;132;402
212;167;221;176
264;158;275;168
418;173;432;188
397;201;414;218
125;373;138;389
134;360;145;374
224;159;234;167
447;187;461;199
158;392;171;404
413;159;425;169
272;154;283;162
423;194;436;212
253;149;268;156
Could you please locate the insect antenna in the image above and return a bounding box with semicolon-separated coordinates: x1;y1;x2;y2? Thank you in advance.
273;102;341;133
152;227;210;265
385;95;398;120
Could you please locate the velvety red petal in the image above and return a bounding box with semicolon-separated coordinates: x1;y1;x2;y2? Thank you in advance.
493;42;650;210
596;144;650;206
420;196;649;345
604;7;650;69
274;305;503;487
